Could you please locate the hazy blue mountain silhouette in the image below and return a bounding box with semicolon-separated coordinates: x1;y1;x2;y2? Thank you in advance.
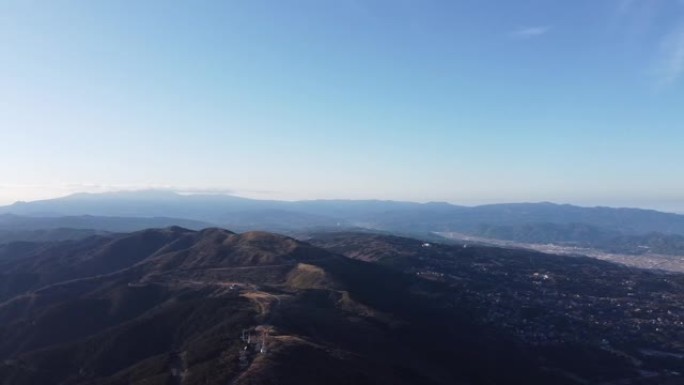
3;191;684;244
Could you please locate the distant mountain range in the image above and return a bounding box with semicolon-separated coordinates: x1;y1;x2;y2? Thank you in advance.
2;191;684;256
0;213;213;245
0;213;212;232
1;228;682;384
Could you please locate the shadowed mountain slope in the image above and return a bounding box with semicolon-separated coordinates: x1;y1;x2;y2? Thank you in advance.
0;229;682;385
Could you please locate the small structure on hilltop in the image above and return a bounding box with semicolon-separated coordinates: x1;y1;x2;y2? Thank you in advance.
258;329;268;354
241;329;251;344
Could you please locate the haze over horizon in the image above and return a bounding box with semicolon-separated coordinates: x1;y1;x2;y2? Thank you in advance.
0;188;683;215
2;1;683;212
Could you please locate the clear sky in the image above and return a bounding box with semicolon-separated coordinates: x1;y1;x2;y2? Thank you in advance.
1;0;683;211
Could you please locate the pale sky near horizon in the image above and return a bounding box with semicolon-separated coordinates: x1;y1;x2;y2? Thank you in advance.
1;1;683;212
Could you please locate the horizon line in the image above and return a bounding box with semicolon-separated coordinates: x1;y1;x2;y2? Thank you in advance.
1;188;682;215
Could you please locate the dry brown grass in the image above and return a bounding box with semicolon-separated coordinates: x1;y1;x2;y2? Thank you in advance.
241;291;279;316
285;263;332;290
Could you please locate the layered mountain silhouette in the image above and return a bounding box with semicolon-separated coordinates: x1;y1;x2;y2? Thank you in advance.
0;214;212;232
3;192;684;257
1;228;683;384
0;214;213;246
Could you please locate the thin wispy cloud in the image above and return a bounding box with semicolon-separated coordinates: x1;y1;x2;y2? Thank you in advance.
656;24;684;86
345;0;374;20
611;0;660;40
0;183;241;204
612;0;684;87
617;0;638;16
511;26;551;39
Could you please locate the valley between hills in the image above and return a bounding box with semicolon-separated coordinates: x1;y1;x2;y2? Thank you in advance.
436;231;684;273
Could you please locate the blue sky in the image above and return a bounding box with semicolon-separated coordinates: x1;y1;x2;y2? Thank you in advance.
1;0;683;211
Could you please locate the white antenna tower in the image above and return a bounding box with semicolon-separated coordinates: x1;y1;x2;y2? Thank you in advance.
259;331;267;354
